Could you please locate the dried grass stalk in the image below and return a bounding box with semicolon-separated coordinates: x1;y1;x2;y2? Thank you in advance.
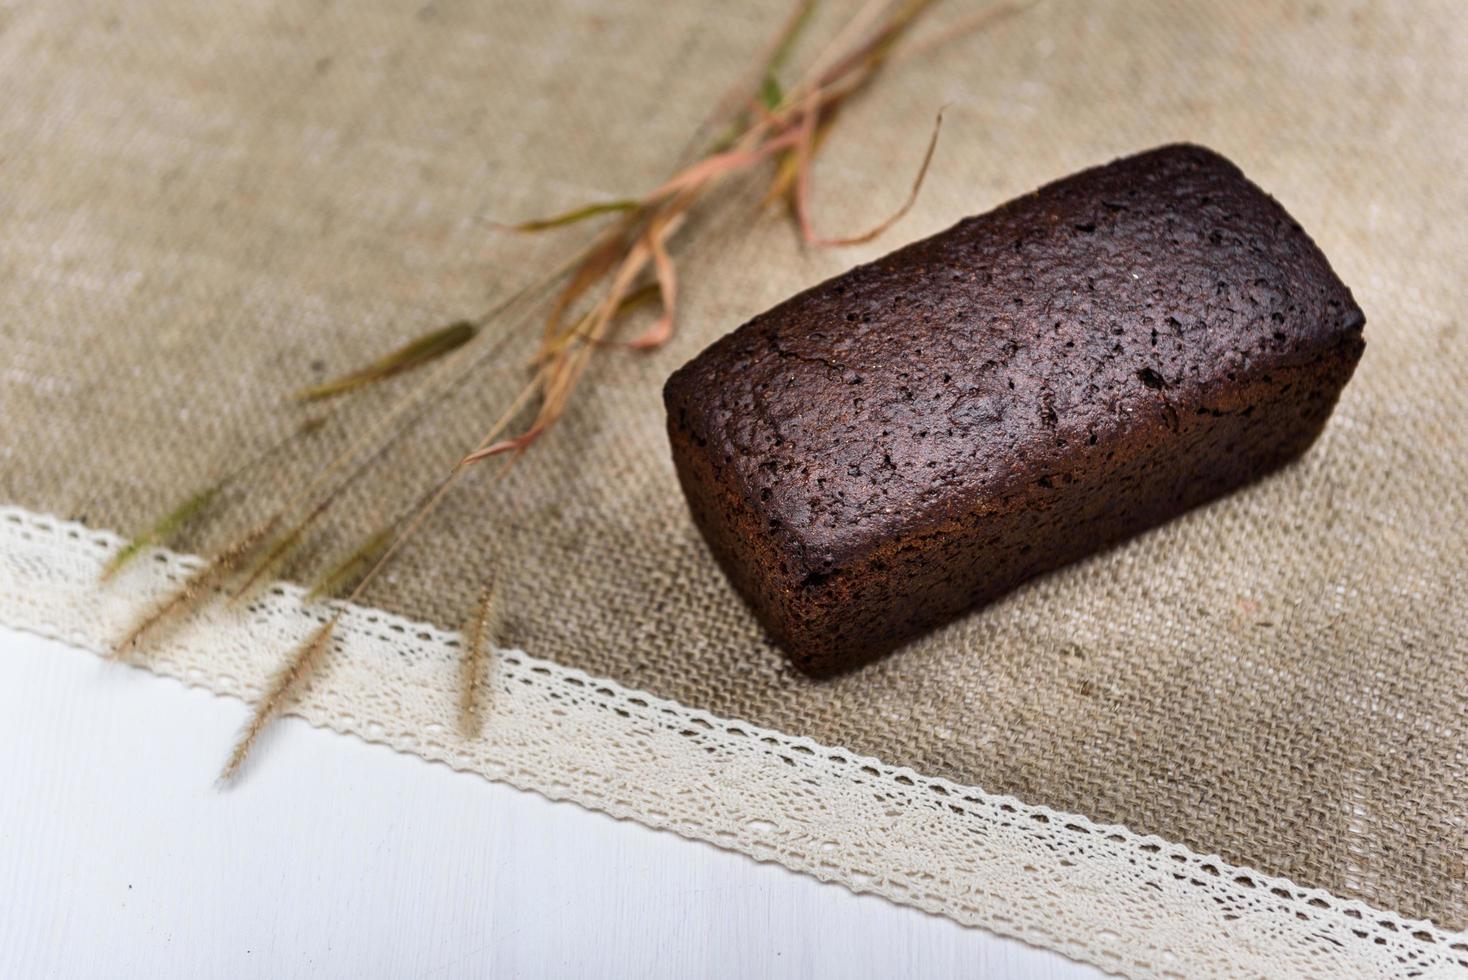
502;200;640;232
218;615;340;783
110;0;1032;782
458;568;503;739
110;519;277;658
294;320;478;402
228;518;312;603
102;486;220;581
305;527;393;602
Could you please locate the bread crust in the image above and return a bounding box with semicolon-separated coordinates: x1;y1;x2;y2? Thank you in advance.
664;144;1365;675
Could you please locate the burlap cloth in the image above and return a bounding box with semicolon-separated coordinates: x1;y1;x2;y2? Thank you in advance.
3;0;1465;932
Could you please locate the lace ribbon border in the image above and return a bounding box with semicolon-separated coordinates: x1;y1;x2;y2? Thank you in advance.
2;506;1465;978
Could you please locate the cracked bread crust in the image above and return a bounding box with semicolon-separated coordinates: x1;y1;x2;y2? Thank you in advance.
664;144;1365;675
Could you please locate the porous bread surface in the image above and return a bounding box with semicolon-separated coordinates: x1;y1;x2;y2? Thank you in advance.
665;144;1365;674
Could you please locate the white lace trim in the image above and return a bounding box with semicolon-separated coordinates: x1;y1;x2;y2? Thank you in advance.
1;505;1463;977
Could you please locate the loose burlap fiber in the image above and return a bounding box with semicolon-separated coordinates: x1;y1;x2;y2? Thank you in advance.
3;0;1465;930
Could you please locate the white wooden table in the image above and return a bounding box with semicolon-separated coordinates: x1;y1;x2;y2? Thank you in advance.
0;626;1098;979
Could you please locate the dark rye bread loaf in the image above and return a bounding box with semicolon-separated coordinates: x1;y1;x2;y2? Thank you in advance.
664;144;1365;675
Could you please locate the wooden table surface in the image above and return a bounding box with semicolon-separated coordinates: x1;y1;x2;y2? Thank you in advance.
0;626;1099;979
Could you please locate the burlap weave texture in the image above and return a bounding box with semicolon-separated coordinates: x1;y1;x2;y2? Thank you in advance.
2;0;1464;930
